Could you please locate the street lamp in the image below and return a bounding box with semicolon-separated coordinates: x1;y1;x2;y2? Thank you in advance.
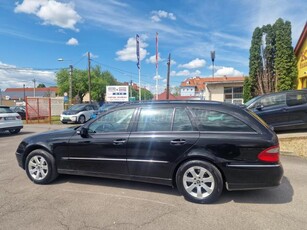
58;58;73;104
211;50;215;78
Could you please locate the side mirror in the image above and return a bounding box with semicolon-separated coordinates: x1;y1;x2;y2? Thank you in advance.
78;127;89;138
255;103;264;110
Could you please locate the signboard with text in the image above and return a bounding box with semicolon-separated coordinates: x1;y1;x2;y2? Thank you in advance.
106;85;129;102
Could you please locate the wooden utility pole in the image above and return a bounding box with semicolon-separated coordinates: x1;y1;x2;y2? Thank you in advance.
69;65;73;104
88;52;91;102
166;53;171;100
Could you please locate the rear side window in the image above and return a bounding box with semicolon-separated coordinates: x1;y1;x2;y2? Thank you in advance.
137;108;173;131
191;108;254;132
0;107;13;113
286;92;307;106
259;94;286;107
173;108;193;131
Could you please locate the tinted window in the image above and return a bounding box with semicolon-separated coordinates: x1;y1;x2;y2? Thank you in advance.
137;108;173;131
192;109;254;132
260;94;286;107
173;108;193;131
0;107;13;113
286;92;307;106
89;109;134;133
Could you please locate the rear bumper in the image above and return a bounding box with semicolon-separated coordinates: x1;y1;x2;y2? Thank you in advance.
15;151;24;169
0;125;23;132
223;163;284;191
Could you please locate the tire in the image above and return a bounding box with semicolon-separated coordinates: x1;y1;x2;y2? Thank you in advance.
9;129;20;134
61;121;67;124
25;149;58;184
176;160;223;204
78;115;86;124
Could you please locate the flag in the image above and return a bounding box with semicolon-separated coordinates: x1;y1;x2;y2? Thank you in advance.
136;34;140;69
156;32;158;69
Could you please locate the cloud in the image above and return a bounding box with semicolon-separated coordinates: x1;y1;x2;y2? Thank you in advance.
171;69;201;77
14;0;81;31
178;58;206;69
0;61;55;89
146;53;164;64
151;10;176;22
116;36;148;62
66;37;78;46
214;67;243;76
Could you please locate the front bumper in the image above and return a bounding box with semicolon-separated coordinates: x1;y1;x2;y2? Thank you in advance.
223;163;284;191
60;115;78;123
15;151;24;169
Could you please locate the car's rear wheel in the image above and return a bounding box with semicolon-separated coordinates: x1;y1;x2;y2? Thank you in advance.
78;115;86;124
9;129;20;134
176;160;223;204
61;121;67;124
25;149;58;184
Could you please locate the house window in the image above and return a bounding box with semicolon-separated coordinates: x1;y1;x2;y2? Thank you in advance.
224;87;243;104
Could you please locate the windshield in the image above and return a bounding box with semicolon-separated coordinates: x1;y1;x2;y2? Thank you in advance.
245;96;261;108
68;104;85;111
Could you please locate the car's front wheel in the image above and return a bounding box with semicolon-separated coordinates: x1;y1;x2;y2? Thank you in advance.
176;160;223;204
25;149;58;184
78;115;86;124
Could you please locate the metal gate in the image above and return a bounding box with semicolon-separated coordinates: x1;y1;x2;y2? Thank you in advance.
25;97;51;124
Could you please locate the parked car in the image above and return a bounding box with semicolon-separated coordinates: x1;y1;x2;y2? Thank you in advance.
90;102;123;119
10;106;26;120
0;106;23;134
60;103;98;124
245;90;307;131
15;101;283;204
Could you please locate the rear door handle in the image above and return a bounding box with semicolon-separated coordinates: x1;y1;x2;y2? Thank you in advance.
113;139;127;145
170;139;186;146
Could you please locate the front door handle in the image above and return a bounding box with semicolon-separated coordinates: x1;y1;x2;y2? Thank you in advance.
113;139;127;145
170;139;186;146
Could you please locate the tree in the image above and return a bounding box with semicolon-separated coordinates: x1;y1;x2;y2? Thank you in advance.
247;18;297;98
243;77;252;102
130;87;153;101
274;18;297;91
37;83;46;88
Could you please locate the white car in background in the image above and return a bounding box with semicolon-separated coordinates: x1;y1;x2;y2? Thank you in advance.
0;106;23;134
60;103;98;124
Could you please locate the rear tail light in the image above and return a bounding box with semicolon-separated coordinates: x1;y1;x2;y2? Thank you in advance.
258;145;280;163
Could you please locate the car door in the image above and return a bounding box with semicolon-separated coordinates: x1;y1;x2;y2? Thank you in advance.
285;91;307;128
84;105;94;121
66;108;135;175
253;93;288;127
126;106;199;180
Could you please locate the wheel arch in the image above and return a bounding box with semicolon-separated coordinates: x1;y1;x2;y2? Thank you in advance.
22;144;52;169
171;155;226;188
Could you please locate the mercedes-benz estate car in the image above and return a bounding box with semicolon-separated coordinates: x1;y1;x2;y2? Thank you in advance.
15;101;283;203
0;105;23;134
60;103;98;124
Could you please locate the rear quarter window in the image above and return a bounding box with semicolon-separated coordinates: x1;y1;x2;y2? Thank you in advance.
191;108;255;132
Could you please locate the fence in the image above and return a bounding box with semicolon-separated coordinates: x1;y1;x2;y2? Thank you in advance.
25;97;64;124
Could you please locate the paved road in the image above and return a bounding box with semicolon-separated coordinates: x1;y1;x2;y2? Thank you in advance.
0;125;307;230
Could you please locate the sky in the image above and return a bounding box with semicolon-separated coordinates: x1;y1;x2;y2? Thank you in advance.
0;0;306;93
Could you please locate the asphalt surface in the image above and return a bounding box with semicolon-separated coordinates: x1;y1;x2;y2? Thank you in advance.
0;124;307;230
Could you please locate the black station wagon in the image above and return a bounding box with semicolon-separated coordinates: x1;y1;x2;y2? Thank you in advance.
15;101;283;203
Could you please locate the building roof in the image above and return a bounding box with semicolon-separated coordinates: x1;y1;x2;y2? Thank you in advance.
294;22;307;55
155;90;199;100
4;87;58;92
180;76;245;91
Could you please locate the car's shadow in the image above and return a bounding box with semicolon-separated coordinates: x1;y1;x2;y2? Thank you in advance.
54;175;293;204
0;131;35;137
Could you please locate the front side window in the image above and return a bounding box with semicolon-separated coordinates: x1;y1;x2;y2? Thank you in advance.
260;94;286;107
89;109;135;133
137;108;173;131
191;108;254;132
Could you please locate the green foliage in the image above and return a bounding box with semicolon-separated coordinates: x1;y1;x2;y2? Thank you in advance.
56;65;119;103
274;18;297;91
243;77;252;103
130;86;153;101
37;83;46;88
248;18;298;96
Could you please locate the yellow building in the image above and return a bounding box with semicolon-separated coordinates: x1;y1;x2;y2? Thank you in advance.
295;22;307;89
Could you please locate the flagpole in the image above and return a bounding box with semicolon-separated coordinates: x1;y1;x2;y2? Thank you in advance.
136;34;141;101
138;67;141;101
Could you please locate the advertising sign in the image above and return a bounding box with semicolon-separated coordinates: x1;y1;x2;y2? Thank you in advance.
106;86;129;102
